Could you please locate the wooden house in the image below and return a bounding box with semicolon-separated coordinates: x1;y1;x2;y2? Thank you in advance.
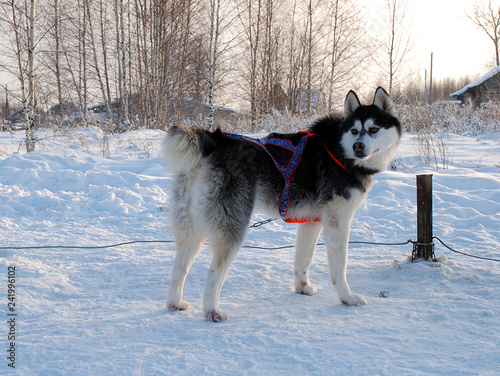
451;66;500;105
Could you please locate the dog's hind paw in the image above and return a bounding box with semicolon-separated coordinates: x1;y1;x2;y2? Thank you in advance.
341;293;367;306
205;310;228;322
167;299;191;311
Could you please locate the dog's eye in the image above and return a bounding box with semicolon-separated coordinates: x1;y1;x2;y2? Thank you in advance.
369;127;379;134
351;129;358;135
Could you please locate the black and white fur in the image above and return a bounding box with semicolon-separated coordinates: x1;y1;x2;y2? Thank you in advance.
163;87;401;321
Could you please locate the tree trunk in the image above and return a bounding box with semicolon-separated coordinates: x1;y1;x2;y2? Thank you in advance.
98;0;112;118
26;0;37;153
207;0;221;130
86;0;111;118
54;0;63;106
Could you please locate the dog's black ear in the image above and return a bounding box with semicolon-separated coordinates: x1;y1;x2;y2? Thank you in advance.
373;87;395;116
344;90;361;118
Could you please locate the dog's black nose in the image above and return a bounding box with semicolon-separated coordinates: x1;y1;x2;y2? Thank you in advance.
353;142;364;153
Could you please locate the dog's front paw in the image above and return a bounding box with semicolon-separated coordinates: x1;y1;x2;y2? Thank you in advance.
341;293;367;306
295;281;317;296
205;310;228;322
167;299;191;311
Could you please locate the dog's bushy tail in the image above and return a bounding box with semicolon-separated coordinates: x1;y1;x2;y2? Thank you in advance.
162;125;209;173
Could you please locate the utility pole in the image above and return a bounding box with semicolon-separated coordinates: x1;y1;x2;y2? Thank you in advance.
424;69;428;104
429;52;433;104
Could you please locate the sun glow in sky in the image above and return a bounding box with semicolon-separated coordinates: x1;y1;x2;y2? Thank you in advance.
360;0;495;82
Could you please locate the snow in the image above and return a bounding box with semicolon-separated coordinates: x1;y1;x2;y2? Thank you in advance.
0;126;499;375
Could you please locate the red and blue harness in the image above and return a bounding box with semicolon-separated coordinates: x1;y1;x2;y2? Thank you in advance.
223;131;346;224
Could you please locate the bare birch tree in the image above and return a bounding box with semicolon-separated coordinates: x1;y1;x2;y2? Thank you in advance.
305;0;315;113
85;0;111;117
379;0;412;96
115;0;129;124
205;0;241;129
79;0;88;114
240;0;262;122
239;0;288;119
466;0;500;68
26;0;36;151
206;0;220;129
53;0;63;106
1;0;38;151
323;0;369;110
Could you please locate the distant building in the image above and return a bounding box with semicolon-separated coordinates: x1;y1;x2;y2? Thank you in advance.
450;66;500;105
288;88;324;114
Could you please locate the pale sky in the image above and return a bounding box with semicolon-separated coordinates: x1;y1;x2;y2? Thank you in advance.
360;0;496;81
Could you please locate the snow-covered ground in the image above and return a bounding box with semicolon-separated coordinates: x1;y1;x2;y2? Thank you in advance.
0;126;499;375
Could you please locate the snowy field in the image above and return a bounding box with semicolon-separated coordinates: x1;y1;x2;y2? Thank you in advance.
0;126;499;375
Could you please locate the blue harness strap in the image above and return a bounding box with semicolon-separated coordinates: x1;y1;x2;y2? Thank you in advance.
222;131;324;223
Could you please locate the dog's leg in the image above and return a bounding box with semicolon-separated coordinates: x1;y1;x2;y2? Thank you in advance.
203;236;242;322
294;222;323;295
167;230;204;311
324;217;367;306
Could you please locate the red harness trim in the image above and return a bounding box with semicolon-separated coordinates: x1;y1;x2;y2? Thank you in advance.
283;217;322;224
298;131;346;171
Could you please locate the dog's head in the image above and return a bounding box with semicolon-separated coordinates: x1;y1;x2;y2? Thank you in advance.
340;87;401;170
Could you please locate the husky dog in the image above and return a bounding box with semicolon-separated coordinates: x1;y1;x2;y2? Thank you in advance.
163;87;401;321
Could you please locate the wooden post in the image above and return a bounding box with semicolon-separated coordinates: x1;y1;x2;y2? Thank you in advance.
414;174;434;261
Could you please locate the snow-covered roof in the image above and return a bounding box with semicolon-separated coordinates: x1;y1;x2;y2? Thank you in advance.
450;66;500;97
